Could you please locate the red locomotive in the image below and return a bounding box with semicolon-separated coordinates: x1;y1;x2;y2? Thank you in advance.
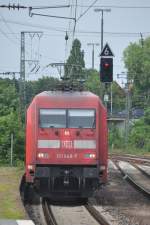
25;91;108;199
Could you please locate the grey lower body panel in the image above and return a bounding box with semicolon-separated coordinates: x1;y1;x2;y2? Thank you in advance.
33;165;100;198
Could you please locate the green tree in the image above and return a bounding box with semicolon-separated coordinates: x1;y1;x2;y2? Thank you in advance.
0;84;19;116
26;76;60;104
0;76;63;164
123;37;150;108
109;123;124;149
129;107;150;151
65;39;85;79
109;82;126;113
0;111;24;164
0;78;24;164
84;69;102;96
85;70;126;113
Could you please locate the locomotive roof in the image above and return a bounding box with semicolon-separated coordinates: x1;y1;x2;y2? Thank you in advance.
30;91;104;109
36;91;99;100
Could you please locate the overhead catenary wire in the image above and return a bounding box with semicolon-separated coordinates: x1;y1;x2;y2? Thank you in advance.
0;16;149;38
0;13;20;44
76;0;99;22
30;12;75;21
74;30;149;37
72;0;78;39
71;4;150;9
0;4;70;10
0;1;150;82
30;5;70;10
68;0;73;33
0;17;30;60
0;14;33;58
66;0;74;56
0;26;18;45
0;18;65;33
0;12;21;45
79;0;83;17
1;30;150;38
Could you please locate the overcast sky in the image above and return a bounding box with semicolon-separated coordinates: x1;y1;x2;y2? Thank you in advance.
0;0;150;85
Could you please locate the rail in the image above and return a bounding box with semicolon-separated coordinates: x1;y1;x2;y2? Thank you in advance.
85;203;111;225
114;160;150;197
42;199;58;225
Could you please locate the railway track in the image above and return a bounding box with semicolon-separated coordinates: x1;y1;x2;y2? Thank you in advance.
42;199;57;225
20;176;115;225
85;203;112;225
42;199;113;225
21;156;150;225
135;164;150;178
112;160;150;197
109;153;150;165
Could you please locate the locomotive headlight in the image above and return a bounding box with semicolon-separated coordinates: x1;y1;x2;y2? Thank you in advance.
27;165;34;170
37;153;49;158
85;153;96;159
89;154;96;158
38;153;44;158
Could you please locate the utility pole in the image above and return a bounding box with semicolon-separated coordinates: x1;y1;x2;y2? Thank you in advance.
94;8;111;51
125;78;132;146
87;43;99;69
20;32;25;114
10;133;14;166
117;72;132;146
94;8;111;112
101;10;103;52
140;32;144;48
20;31;43;119
110;83;113;115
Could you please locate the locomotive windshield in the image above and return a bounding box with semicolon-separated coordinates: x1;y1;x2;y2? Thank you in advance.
39;109;95;128
68;109;95;128
40;109;66;128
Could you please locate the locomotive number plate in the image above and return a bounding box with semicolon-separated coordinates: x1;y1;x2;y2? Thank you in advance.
56;153;77;159
61;140;73;149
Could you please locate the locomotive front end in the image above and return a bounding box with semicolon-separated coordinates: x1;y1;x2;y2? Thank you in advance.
26;91;107;199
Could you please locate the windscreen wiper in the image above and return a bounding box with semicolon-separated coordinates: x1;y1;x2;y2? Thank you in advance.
92;118;96;129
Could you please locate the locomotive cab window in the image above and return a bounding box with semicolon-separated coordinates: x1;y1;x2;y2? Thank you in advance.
68;109;95;128
39;109;66;128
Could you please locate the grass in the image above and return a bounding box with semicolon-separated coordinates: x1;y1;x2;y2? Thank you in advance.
109;146;150;156
0;167;26;219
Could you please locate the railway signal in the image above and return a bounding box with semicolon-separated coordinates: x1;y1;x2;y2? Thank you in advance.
100;57;113;82
100;43;114;83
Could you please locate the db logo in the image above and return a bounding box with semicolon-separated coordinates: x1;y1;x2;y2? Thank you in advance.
64;130;70;136
61;140;73;149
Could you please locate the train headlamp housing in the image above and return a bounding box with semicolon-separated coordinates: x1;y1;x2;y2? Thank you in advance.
37;153;49;158
84;153;96;159
27;165;34;170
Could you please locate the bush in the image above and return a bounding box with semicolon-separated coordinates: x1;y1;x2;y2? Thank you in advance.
109;124;125;149
129;108;150;152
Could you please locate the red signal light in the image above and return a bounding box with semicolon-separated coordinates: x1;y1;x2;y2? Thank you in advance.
100;57;113;82
104;63;109;68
